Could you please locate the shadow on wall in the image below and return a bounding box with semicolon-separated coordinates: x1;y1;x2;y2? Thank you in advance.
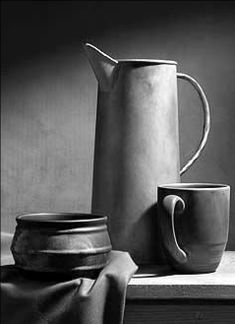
1;1;235;249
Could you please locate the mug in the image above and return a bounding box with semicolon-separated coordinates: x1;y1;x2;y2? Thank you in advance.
158;183;230;273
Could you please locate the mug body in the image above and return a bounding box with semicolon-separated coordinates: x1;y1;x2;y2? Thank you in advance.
158;183;230;273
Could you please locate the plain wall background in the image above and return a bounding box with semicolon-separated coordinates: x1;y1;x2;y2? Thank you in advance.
1;1;235;249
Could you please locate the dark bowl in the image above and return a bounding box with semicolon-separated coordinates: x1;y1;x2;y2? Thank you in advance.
11;213;112;274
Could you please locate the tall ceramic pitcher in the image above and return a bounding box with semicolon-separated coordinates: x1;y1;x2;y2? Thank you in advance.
84;43;210;264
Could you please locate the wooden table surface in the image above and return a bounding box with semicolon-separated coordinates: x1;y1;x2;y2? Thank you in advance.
127;251;235;300
124;252;235;324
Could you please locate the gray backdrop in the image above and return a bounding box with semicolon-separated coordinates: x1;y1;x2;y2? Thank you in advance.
1;1;235;249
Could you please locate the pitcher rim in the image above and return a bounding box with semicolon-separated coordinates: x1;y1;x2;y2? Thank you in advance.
118;59;177;65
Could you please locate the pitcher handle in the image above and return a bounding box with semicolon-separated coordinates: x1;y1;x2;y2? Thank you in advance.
163;195;187;264
177;73;210;175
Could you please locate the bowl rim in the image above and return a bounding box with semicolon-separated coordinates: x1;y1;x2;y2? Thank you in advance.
16;212;108;224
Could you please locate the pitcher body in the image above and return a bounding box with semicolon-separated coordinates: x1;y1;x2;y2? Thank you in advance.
84;44;210;264
93;62;180;263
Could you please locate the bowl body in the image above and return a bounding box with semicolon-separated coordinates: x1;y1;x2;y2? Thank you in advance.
11;213;112;274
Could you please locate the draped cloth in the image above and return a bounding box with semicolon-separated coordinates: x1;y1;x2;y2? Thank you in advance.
1;232;138;324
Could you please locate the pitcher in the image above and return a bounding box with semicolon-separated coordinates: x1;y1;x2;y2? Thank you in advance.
84;43;210;264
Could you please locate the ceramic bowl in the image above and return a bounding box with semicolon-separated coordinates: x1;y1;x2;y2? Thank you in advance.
11;213;112;275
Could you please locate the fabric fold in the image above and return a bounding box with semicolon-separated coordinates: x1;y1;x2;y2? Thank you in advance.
1;232;138;324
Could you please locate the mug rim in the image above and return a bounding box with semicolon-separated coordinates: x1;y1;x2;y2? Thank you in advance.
158;183;230;191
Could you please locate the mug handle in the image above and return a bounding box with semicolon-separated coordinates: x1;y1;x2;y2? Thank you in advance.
177;73;210;175
163;195;187;264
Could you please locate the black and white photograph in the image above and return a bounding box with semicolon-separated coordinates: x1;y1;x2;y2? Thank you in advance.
1;1;235;323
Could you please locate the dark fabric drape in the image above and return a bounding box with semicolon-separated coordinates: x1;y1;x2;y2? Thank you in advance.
1;232;137;324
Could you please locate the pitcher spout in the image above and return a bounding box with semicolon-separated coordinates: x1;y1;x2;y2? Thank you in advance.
83;43;118;91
